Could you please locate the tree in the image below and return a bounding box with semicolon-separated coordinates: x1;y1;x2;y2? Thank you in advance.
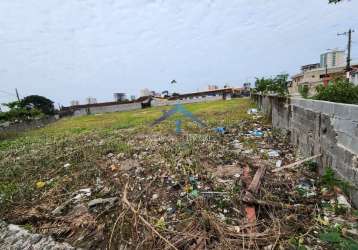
0;100;42;122
254;74;289;96
329;0;343;3
21;95;55;115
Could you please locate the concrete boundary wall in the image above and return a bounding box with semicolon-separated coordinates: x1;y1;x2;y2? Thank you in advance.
0;116;59;134
252;94;358;206
72;96;224;116
73;102;142;116
152;95;223;107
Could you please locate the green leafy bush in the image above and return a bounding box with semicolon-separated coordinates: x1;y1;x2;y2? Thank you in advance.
320;167;352;194
314;79;358;104
299;85;309;98
0;107;43;122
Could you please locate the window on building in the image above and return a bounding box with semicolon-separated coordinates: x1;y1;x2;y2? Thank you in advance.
332;52;336;67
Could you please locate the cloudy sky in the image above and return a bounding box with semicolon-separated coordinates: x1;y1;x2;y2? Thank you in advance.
0;0;357;106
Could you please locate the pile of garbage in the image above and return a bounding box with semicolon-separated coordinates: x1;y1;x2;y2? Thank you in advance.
4;110;358;249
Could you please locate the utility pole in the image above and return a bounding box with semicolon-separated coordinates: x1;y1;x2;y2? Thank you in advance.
338;29;355;78
15;88;20;102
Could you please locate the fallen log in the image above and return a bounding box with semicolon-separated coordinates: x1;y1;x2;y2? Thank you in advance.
272;154;322;173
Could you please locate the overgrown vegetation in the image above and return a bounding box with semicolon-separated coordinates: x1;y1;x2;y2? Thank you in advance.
314;79;358;104
320;227;358;249
320;167;352;195
0;95;55;122
254;74;289;96
298;84;309;99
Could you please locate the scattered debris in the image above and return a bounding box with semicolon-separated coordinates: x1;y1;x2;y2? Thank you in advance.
64;163;71;168
268;149;280;158
2;105;357;249
214;127;226;134
247;108;258;114
88;197;118;208
337;194;352;210
119;159;140;171
35;181;46;189
275;160;282;168
273;154;322;173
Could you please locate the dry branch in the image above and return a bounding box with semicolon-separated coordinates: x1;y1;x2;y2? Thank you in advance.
272;154;322;173
121;183;179;250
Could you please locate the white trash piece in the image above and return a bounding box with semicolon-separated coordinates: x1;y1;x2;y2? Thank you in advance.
247;108;258;115
337;194;351;209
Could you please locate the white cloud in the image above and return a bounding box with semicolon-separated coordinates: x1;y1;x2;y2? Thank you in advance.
0;0;357;105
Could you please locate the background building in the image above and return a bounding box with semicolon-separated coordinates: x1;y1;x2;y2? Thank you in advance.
70;100;79;106
85;97;97;104
208;85;219;91
320;50;345;68
113;93;126;102
288;50;358;96
140;88;151;97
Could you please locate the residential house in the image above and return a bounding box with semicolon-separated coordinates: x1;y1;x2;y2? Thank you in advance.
289;50;358;96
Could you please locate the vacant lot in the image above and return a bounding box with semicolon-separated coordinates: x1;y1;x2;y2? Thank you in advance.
1;98;357;249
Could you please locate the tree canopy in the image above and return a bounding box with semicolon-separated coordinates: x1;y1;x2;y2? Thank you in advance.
254;74;289;96
21;95;55;115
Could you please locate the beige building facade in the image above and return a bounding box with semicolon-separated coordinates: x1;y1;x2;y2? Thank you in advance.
289;50;358;96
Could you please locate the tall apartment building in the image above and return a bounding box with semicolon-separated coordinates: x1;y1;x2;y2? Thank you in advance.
320;50;345;68
85;97;97;104
70;100;80;106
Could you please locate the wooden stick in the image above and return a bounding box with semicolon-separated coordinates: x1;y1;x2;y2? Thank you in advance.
122;183;179;250
242;197;311;211
241;164;257;233
247;165;267;194
272;154;322;173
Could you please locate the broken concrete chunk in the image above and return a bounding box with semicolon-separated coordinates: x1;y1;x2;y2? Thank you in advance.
120;159;140;171
88;197;118;208
0;220;75;249
212;165;242;178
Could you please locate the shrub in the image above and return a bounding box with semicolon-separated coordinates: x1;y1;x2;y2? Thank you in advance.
0;107;43;122
298;85;309;98
314;79;358;104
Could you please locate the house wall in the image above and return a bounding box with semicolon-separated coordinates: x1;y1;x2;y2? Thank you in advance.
73;103;142;116
252;94;358;206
